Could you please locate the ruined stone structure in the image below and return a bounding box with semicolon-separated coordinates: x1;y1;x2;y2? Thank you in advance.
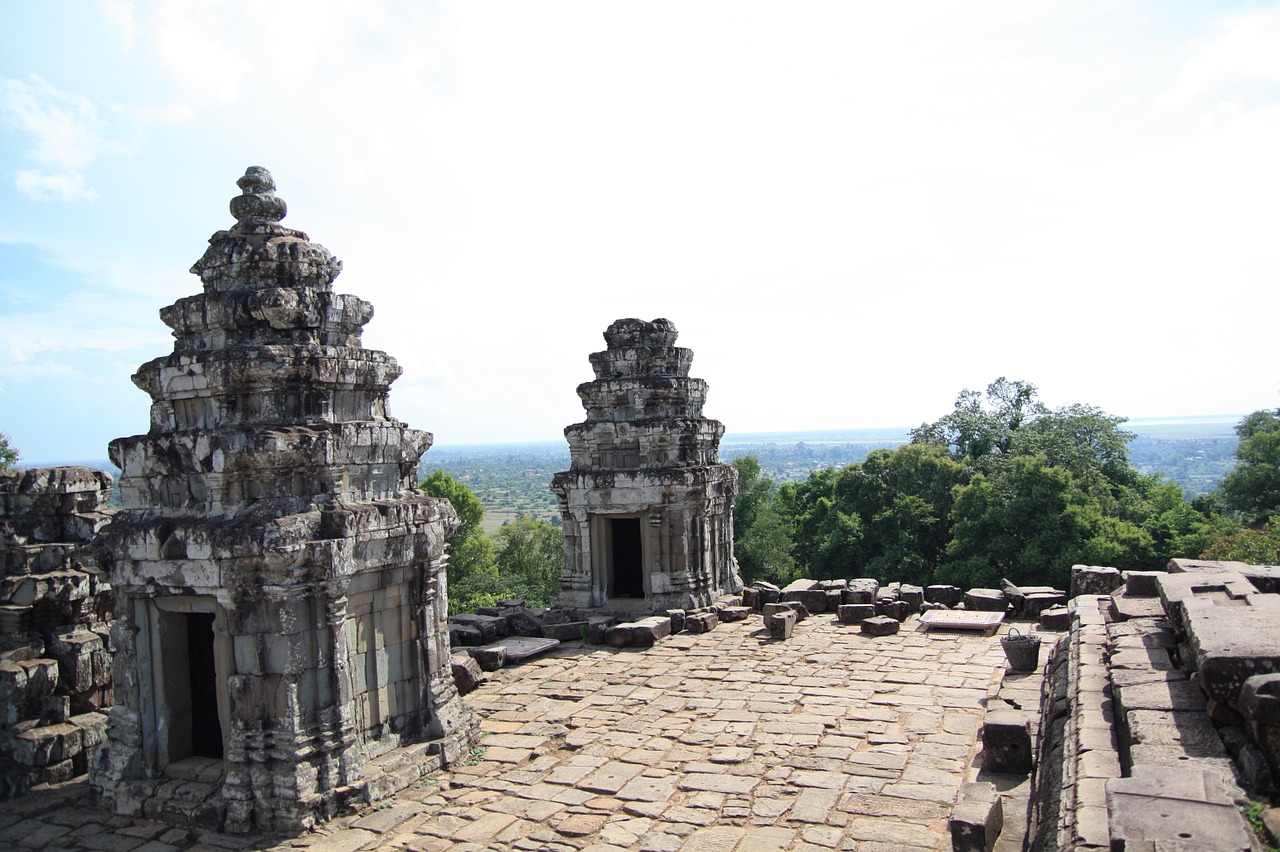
0;467;114;797
97;167;475;833
551;318;741;611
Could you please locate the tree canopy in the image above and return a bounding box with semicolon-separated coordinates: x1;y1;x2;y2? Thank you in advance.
422;470;564;613
1216;409;1280;528
0;433;17;473
756;379;1225;590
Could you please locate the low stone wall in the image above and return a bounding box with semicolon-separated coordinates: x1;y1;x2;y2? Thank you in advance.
0;467;115;798
1024;565;1272;850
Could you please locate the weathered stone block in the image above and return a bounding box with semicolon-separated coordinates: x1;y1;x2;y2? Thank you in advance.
950;781;1003;852
740;587;760;611
1070;564;1124;598
898;584;923;611
965;589;1008;612
587;617;618;645
1240;673;1280;726
1123;570;1164;597
666;609;687;634
465;646;507;672
448;624;483;648
783;588;828;614
13;722;83;767
837;604;874;625
450;653;485;695
842;582;877;605
717;606;750;622
762;602;804;623
982;710;1032;774
925;584;962;606
875;600;910;622
545;621;589;642
860;616;899;637
766;609;796;640
608;616;672;648
686;612;719;634
503;609;546;638
1106;766;1253;851
1039;605;1070;630
449;614;509;643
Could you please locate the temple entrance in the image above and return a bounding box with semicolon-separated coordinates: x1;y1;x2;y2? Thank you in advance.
610;517;644;598
142;599;230;772
186;612;223;759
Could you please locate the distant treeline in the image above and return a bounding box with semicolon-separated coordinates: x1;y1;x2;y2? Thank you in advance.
418;421;1238;522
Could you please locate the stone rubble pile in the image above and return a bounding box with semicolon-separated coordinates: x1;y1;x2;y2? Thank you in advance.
443;572;1068;697
0;467;114;798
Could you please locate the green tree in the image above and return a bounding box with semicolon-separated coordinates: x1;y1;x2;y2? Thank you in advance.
492;517;563;608
943;455;1107;589
422;470;485;542
422;470;500;612
0;433;17;473
912;379;1136;507
1140;478;1237;563
732;456;796;585
1217;409;1280;527
1201;516;1280;564
912;377;1046;462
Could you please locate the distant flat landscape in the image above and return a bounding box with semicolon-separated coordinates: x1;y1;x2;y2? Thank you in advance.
25;415;1244;523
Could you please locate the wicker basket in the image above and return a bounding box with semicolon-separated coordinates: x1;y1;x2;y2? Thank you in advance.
1001;628;1042;672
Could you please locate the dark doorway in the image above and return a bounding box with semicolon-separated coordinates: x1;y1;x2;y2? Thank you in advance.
186;612;223;759
610;518;644;598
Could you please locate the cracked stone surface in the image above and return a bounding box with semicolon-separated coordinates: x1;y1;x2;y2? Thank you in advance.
1;612;1012;850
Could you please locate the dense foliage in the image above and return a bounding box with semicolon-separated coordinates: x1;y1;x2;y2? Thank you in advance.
0;433;16;473
1216;409;1280;528
1197;406;1280;564
732;379;1236;591
423;471;563;613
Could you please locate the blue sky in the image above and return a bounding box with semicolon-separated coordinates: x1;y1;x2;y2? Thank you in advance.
2;1;1279;463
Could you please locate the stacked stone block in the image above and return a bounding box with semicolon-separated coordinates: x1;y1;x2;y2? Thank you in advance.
552;319;742;611
0;466;114;797
98;168;475;833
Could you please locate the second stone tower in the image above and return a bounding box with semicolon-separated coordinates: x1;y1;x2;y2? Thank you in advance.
551;318;742;612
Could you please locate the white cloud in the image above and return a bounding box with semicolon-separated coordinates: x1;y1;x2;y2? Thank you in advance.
1173;9;1280;104
0;74;112;202
14;169;97;202
100;0;137;52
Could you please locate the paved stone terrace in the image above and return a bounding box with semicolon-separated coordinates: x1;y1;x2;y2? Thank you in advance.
1;615;1019;851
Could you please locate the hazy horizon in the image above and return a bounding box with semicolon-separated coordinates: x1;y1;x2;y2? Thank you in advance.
14;412;1244;469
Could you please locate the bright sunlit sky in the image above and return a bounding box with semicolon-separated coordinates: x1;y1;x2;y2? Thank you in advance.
2;1;1278;463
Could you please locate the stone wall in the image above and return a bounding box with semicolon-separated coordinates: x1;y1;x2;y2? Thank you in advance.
552;319;742;612
96;167;475;834
0;466;114;798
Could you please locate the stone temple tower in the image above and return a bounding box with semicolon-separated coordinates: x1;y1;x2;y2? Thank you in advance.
551;318;742;611
98;168;475;832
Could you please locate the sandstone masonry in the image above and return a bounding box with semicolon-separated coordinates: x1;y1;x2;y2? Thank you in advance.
551;319;742;612
96;167;475;833
0;467;114;797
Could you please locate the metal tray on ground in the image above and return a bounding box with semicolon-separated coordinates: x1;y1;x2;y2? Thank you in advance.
919;610;1005;633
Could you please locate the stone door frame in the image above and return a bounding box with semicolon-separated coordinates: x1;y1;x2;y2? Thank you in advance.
134;595;234;774
588;511;651;605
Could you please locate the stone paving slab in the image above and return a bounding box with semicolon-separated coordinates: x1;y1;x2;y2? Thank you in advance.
2;615;1011;851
